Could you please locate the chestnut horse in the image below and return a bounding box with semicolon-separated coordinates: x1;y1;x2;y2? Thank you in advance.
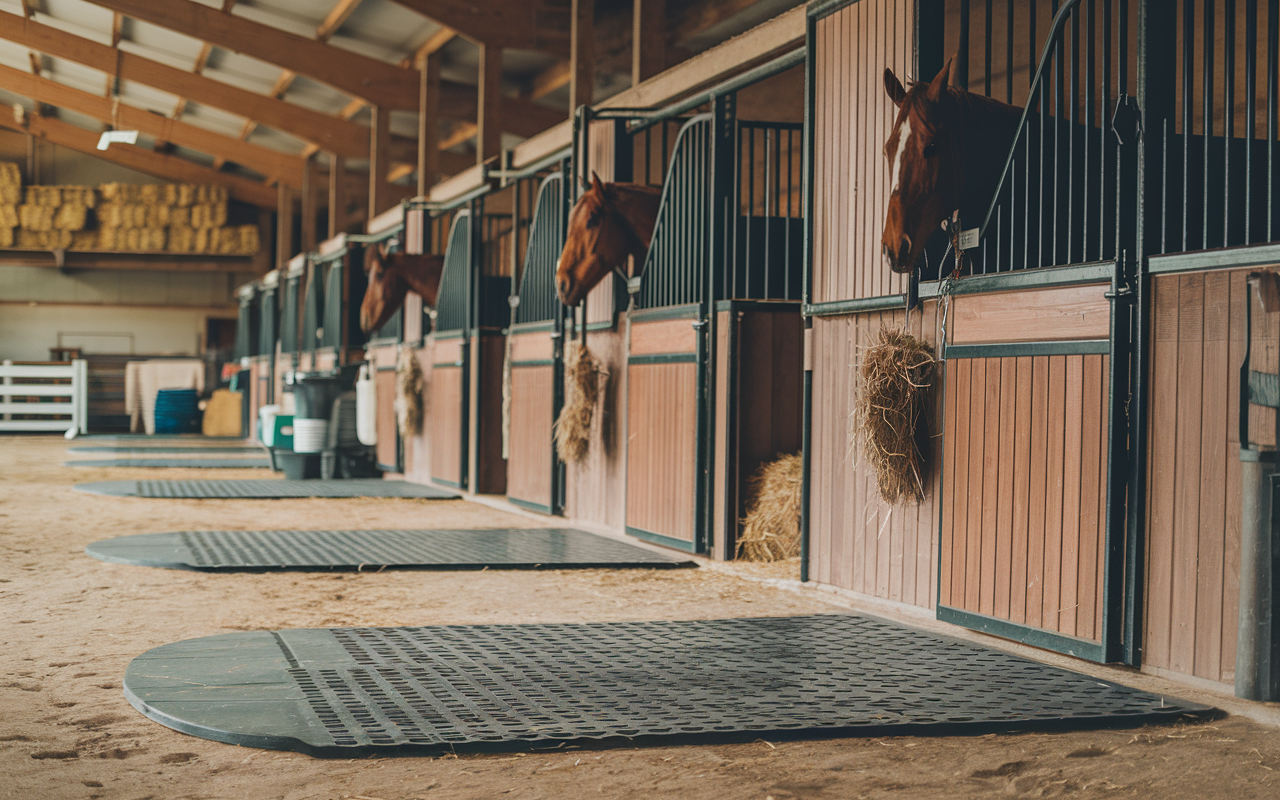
555;173;663;307
881;60;1023;274
360;242;446;333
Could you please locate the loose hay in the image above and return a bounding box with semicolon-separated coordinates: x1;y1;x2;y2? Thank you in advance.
852;327;936;504
554;341;602;464
395;347;424;437
737;453;803;562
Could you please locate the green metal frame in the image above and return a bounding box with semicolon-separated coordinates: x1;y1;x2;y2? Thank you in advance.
943;339;1111;359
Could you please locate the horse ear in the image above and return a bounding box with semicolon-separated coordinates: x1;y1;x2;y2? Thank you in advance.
591;171;605;197
927;58;954;100
883;68;907;108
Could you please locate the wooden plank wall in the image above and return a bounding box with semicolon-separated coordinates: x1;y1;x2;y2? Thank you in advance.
1144;269;1267;684
626;359;699;544
429;362;464;485
375;365;398;471
808;303;940;608
507;363;554;507
472;334;508;494
401;343;435;485
563;327;628;530
939;352;1110;642
811;0;913;304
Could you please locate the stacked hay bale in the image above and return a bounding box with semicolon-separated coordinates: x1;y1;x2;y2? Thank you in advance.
0;172;259;256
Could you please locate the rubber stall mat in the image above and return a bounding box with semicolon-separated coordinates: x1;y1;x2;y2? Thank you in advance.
75;479;459;500
85;528;695;571
78;435;247;442
66;459;270;468
69;446;264;453
124;615;1213;758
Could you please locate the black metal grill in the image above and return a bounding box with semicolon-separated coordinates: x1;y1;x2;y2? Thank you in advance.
257;286;277;357
637;115;713;309
279;271;301;353
434;212;472;334
234;289;258;362
515;173;566;324
302;261;324;356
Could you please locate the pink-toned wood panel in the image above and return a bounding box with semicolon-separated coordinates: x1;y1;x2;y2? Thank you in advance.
563;327;628;531
630;318;697;355
510;331;554;363
1144;269;1264;685
507;364;554;507
939;353;1109;642
808;302;940;609
949;284;1111;344
375;367;398;470
626;361;698;544
811;0;913;304
431;337;466;365
430;365;463;485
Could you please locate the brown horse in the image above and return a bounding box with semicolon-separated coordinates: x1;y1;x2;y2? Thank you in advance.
555;173;663;307
360;242;446;333
881;60;1023;273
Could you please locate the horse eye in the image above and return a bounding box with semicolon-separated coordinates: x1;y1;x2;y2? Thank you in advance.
923;142;937;157
586;210;601;228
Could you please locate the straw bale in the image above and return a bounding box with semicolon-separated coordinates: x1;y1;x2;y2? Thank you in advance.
18;204;54;231
194;227;210;253
69;230;97;251
0;184;18;204
168;225;196;253
0;204;18;229
236;224;260;254
163;184;199;206
191;201;228;229
60;186;95;208
554;341;603;463
138;184;161;203
851;327;936;504
736;453;803;562
24;186;61;207
0;162;20;186
0;227;12;248
17;229;71;249
168;206;190;227
52;203;88;231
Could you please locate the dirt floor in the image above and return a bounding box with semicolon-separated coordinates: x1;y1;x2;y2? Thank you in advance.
2;435;1278;799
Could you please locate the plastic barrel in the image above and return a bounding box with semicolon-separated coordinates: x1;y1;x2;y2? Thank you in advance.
291;418;328;453
154;388;200;434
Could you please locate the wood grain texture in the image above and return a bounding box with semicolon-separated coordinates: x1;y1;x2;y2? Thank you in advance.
626;361;698;542
629;318;698;355
563;328;627;531
811;0;913;304
429;365;463;485
808;302;940;609
950;284;1112;344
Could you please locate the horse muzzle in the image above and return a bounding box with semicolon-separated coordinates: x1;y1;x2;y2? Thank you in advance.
882;234;913;273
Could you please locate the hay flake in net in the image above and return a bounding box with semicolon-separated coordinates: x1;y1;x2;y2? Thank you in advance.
554;341;602;464
852;327;936;504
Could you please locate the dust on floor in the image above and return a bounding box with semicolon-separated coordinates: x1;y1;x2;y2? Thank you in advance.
0;435;1275;800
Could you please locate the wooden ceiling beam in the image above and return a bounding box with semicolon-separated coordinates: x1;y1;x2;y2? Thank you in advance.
85;0;419;109
316;0;364;41
529;60;571;100
0;10;370;157
386;0;565;55
1;113;277;207
406;26;454;68
0;62;305;186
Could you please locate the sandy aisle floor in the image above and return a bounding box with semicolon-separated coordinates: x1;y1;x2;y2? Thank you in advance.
1;435;1277;799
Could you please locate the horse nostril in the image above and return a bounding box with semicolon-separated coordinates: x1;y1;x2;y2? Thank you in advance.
896;235;912;266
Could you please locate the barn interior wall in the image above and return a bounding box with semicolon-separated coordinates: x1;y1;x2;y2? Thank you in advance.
0;130;163;187
0;302;230;361
0;265;252;308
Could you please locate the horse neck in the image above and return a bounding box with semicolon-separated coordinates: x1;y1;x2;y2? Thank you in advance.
953;90;1024;224
608;184;663;252
390;255;444;306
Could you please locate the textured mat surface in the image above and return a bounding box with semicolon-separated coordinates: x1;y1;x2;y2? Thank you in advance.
75;479;458;499
66;459;270;468
78;435;247;442
124;614;1212;758
69;446;263;454
86;528;694;571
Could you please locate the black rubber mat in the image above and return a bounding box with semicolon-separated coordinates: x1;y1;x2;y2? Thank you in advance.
69;446;263;453
65;458;269;468
75;479;458;499
78;435;247;442
123;614;1212;758
85;528;695;571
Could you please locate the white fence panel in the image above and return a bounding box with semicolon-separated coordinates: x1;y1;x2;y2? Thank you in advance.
0;360;88;434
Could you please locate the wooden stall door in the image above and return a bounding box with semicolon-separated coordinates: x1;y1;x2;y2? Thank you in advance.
374;363;399;472
506;330;555;512
430;337;467;488
626;315;701;551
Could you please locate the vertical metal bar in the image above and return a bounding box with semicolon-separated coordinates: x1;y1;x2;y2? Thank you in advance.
1006;0;1014;104
1226;0;1236;246
1069;5;1079;264
959;0;971;89
1247;0;1258;243
1270;0;1278;241
1086;0;1095;260
1184;0;1193;252
1054;0;1062;265
985;0;993;97
1104;0;1113;260
1205;0;1215;248
800;9;816;582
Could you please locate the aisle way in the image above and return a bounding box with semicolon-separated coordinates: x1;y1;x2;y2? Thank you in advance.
1;436;1277;800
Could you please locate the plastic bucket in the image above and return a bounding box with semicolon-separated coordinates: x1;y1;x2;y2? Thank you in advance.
292;418;328;453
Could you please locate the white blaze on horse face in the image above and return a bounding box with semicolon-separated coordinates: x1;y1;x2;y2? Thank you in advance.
889;116;912;197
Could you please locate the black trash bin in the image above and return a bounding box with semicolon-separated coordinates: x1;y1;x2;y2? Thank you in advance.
290;372;342;454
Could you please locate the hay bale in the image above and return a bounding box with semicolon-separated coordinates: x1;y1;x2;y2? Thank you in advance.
395;347;424;436
69;230;97;251
168;206;190;227
0;162;21;205
0;227;13;248
191;201;228;228
235;224;260;254
554;341;602;463
736;453;803;562
52;203;88;231
0;204;18;229
18;203;54;231
851;327;936;504
168;225;196;253
60;186;95;208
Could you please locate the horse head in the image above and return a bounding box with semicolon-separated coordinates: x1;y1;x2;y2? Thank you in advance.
881;59;965;274
360;241;409;333
555;173;657;307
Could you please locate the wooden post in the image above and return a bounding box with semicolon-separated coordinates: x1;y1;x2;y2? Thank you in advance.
570;0;595;113
418;52;441;196
368;104;391;220
255;208;272;274
327;152;345;238
300;154;317;254
632;0;664;85
477;43;503;164
276;182;294;270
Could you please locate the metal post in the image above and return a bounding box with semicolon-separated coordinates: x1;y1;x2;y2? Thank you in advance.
1237;448;1280;701
2;359;11;423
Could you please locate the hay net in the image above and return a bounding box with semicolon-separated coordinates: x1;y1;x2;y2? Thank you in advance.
851;327;936;505
395;346;425;437
554;341;603;464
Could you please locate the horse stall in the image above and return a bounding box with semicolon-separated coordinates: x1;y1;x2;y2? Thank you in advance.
274;254;306;397
234;281;261;436
591;62;806;556
805;0;1280;693
249;269;279;436
310;233;369;372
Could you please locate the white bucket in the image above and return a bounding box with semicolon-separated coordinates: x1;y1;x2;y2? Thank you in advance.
292;418;328;453
355;365;378;446
258;405;281;447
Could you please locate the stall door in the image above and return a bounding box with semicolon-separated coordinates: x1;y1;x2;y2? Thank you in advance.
429;336;467;488
626;311;703;552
